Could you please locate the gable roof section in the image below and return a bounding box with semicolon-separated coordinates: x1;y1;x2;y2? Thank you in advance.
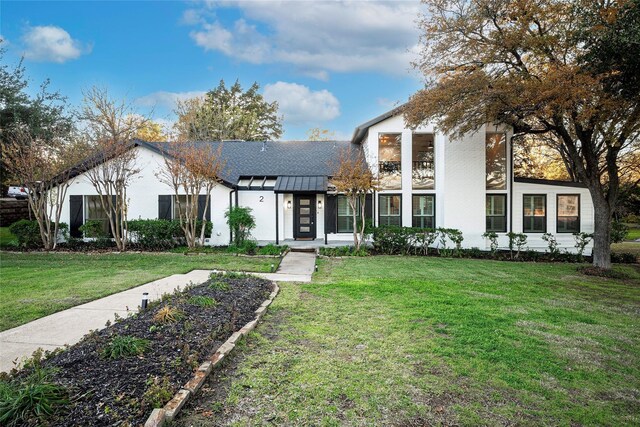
151;140;358;185
351;104;406;145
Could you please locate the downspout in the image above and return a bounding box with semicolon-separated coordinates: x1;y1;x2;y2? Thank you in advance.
509;136;514;233
275;193;279;245
229;189;236;244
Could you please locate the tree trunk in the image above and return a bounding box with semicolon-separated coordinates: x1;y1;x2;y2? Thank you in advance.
591;192;612;269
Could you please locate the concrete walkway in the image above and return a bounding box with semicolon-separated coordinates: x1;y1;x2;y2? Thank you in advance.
0;252;317;373
0;270;212;373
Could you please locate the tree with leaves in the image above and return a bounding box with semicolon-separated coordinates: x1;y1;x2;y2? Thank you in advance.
331;147;377;250
79;87;150;251
5;128;87;249
134;119;167;142
306;128;336;141
174;80;282;141
0;47;72;192
156;141;224;248
405;0;640;269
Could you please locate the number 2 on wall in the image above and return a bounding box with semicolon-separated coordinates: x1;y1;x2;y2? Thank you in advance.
259;196;264;202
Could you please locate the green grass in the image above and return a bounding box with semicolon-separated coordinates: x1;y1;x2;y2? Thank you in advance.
0;227;16;246
612;241;640;257
177;257;640;426
626;226;640;241
0;252;273;331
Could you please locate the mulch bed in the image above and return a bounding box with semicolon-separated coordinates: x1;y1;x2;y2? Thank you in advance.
19;274;272;426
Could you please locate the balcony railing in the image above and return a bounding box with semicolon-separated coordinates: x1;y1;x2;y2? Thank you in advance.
412;160;434;189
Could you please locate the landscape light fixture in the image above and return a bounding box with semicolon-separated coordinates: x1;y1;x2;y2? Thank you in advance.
141;292;149;310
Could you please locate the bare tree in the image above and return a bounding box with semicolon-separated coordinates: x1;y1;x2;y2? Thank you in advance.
331;147;377;250
157;141;224;248
5;128;87;249
79;87;149;251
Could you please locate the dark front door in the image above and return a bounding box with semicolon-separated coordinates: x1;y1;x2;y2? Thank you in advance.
294;194;316;240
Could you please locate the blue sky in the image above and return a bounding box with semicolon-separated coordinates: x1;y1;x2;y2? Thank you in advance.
1;1;424;140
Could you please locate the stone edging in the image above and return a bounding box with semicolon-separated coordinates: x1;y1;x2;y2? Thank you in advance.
143;281;280;427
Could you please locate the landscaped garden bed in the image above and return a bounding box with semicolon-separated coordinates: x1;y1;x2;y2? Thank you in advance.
0;273;273;426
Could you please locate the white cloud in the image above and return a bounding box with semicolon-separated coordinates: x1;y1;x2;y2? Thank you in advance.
22;26;90;63
186;1;422;78
135;91;206;108
263;81;340;125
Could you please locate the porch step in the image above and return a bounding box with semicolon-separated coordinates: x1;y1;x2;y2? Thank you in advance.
289;247;317;253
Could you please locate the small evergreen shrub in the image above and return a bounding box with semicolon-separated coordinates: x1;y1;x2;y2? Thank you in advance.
573;232;593;261
101;335;149;359
506;232;527;259
610;252;637;264
610;221;629;243
142;376;173;409
225;206;256;246
482;231;499;254
79;219;108;239
8;220;41;248
128;219;212;250
541;233;560;256
208;280;230;291
319;246;369;257
257;243;287;255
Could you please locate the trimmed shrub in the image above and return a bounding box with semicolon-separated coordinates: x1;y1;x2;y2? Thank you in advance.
227;239;258;255
319;246;369;257
257;243;287;255
8;220;68;249
79;219;108;239
610;252;637;264
128;219;212;250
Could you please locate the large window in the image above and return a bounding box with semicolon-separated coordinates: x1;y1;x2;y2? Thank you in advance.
486;195;507;232
412;195;435;228
523;195;546;233
85;195;111;236
557;194;580;233
337;195;359;233
412;134;435;189
378;133;402;190
486;133;507;190
379;195;401;226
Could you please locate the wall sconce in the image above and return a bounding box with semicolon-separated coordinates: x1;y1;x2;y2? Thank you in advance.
287;200;292;209
317;200;323;209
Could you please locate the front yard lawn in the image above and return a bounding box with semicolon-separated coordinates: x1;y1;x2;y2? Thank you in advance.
177;257;640;426
0;252;275;331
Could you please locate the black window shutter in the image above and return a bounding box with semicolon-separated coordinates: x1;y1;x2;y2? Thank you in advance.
198;195;211;221
69;195;83;238
365;193;373;221
325;195;337;233
158;195;172;220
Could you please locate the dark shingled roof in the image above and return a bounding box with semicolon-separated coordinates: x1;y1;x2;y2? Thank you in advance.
274;175;328;193
150;140;359;186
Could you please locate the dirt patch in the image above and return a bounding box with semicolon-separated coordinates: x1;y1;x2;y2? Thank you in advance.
10;274;272;427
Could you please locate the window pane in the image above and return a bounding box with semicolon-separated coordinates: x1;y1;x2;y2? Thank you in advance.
337;195;359;233
85;195;111;236
486;133;506;190
379;133;402;190
173;195;192;220
411;195;434;229
412;134;434;189
380;195;401;226
558;195;578;217
486;195;507;232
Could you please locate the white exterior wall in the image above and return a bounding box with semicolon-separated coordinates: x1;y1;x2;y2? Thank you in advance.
237;190;277;242
59;145;234;246
512;182;594;254
363;114;594;253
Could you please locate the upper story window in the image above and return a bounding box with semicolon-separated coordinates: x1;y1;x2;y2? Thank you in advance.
523;194;546;233
412;134;434;189
486;133;507;190
378;133;402;190
557;194;580;233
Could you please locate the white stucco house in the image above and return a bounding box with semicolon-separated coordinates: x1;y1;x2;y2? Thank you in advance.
60;106;594;253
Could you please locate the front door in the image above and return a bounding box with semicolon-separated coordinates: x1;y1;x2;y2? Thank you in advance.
294;194;316;240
